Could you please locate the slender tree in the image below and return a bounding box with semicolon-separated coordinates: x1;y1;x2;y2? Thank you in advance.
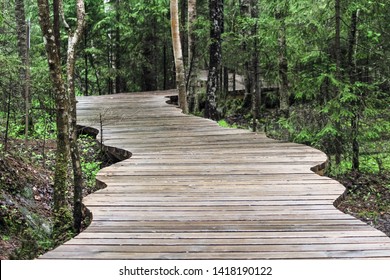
205;0;223;120
251;0;260;131
348;9;359;172
53;0;61;56
15;0;31;142
187;0;198;113
334;0;342;165
276;0;289;117
240;0;252;101
180;0;188;66
170;0;188;113
60;0;86;233
115;0;125;93
37;0;72;239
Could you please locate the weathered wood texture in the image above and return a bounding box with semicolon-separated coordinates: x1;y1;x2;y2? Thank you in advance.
41;90;390;259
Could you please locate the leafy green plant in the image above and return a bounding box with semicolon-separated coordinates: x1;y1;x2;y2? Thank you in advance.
218;119;238;129
217;119;230;128
81;161;101;188
2;235;10;241
78;135;102;189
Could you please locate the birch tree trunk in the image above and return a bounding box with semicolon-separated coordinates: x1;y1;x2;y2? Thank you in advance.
67;0;85;233
63;0;86;233
37;0;71;239
170;0;188;113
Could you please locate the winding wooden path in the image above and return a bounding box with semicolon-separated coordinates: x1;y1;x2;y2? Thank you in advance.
41;90;390;259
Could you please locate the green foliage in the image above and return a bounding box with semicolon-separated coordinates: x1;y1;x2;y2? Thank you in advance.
81;160;101;188
78;135;101;189
218;119;240;129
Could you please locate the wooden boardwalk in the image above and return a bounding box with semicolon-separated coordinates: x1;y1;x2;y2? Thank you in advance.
41;90;390;259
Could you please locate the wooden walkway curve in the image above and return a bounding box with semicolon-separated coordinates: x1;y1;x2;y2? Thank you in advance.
41;90;390;259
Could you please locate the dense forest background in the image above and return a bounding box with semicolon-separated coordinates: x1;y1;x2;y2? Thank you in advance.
1;0;389;259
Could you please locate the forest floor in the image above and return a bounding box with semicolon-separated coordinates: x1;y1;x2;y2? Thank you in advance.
1;124;389;259
335;172;390;236
0;136;103;259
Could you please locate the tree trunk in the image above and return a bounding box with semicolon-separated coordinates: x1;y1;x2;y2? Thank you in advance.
276;1;289;117
187;0;198;113
4;85;11;152
53;0;61;56
348;10;359;172
251;0;260;132
163;41;168;90
25;22;31;141
223;67;229;100
115;0;124;93
63;0;86;233
334;0;342;165
15;0;31;142
37;0;72;240
240;0;252;109
84;26;88;96
111;39;116;94
205;0;223;120
180;0;188;66
170;0;188;113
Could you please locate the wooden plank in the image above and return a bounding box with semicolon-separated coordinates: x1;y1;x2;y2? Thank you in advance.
43;243;390;254
74;231;389;239
66;236;390;246
40;250;390;260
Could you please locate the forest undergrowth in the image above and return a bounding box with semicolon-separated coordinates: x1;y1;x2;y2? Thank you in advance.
0;135;104;259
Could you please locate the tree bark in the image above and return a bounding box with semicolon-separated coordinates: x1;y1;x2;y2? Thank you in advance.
84;26;88;96
62;0;86;233
37;0;72;239
250;0;260;132
187;0;198;113
115;0;124;93
180;0;188;66
205;0;223;120
53;0;61;56
348;10;359;172
170;0;188;113
15;0;31;142
163;41;168;90
4;84;11;152
276;1;289;117
334;0;342;165
240;0;251;99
